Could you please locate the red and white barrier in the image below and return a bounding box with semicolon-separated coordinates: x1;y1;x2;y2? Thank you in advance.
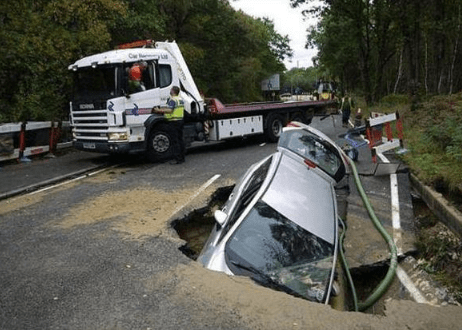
365;112;404;163
0;121;72;163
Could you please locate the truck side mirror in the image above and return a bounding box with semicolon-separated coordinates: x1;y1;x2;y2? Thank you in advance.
214;210;227;227
122;89;130;99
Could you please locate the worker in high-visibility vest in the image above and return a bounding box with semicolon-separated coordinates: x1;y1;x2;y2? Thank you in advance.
153;86;185;164
340;92;355;128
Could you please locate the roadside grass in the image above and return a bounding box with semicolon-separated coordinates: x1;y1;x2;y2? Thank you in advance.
357;92;462;197
355;92;462;304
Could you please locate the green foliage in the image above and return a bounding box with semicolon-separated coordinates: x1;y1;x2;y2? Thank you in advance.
292;0;462;104
282;67;318;93
167;0;290;102
379;94;409;107
0;0;291;122
112;0;166;43
389;92;462;191
0;0;127;122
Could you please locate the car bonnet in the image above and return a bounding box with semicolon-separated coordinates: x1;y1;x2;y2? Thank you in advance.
261;152;337;244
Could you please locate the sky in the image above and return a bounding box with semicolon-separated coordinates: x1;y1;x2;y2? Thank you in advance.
229;0;319;70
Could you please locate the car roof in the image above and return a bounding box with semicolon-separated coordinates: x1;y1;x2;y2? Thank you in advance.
261;152;336;244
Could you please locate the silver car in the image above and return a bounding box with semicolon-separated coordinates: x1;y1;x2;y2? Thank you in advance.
198;122;348;304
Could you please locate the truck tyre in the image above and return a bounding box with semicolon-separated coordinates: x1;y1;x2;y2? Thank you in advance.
305;109;314;125
290;112;305;124
146;124;173;162
265;114;284;142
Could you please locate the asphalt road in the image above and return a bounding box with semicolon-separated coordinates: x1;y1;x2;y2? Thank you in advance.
0;136;276;329
1;117;461;329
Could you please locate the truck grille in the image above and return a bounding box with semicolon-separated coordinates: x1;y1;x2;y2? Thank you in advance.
72;101;107;112
71;101;109;141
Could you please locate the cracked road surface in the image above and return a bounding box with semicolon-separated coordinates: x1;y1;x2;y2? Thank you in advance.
1;120;462;329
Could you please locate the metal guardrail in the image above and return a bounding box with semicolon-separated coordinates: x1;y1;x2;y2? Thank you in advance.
0;121;72;163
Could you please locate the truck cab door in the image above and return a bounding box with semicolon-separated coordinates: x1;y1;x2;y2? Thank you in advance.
124;61;161;127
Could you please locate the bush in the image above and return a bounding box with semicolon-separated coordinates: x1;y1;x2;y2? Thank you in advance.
379;94;409;106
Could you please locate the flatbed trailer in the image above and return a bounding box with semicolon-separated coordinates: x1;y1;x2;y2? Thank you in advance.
207;98;335;117
203;98;336;142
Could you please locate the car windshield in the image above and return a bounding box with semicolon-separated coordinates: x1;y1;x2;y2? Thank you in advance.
279;129;342;179
73;65;120;100
225;201;334;302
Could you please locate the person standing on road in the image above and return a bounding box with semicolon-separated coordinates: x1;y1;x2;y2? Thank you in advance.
154;86;185;164
340;92;355;128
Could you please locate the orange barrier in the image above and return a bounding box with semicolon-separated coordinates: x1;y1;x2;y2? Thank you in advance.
365;112;404;163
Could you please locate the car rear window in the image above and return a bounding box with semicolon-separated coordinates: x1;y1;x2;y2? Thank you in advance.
279;129;343;180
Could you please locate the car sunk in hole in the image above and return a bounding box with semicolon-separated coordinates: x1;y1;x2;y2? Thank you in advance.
198;121;348;304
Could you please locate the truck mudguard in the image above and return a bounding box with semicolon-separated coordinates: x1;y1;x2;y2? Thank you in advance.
144;114;167;139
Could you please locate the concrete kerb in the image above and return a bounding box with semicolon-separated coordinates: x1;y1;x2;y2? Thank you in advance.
0;163;108;201
410;173;462;239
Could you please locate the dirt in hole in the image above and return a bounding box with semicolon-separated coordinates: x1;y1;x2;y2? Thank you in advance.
412;194;462;303
172;185;234;259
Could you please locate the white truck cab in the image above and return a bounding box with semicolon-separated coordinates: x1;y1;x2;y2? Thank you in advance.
69;41;205;159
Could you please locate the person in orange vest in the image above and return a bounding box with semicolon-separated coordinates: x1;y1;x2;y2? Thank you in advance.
128;61;147;93
153;86;185;164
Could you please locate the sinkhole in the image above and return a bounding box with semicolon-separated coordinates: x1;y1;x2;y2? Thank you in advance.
171;185;393;313
172;185;233;260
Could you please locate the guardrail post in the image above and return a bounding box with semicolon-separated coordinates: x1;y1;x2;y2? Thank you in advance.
18;121;31;163
48;121;61;157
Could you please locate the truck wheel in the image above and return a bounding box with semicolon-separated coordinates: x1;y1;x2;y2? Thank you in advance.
290;112;305;124
265;114;284;142
146;124;173;162
305;109;314;124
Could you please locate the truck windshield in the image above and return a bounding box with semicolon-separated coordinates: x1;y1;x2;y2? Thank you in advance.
225;200;335;303
73;65;120;100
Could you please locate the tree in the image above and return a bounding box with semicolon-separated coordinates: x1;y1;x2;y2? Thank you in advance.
168;0;292;102
0;0;127;122
112;0;166;44
290;0;462;102
0;0;293;122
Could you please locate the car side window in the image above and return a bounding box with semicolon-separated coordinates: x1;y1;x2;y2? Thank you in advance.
218;156;273;242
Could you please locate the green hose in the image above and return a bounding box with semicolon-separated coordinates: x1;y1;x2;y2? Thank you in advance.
340;157;398;312
338;217;359;311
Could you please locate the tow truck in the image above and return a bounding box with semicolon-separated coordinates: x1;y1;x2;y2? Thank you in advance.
69;40;336;161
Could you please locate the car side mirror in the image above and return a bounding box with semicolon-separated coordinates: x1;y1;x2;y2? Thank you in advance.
214;210;227;227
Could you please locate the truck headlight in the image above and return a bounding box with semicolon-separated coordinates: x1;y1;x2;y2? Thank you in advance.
108;132;129;141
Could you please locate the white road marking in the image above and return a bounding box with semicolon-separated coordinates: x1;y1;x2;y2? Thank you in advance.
170;174;221;218
396;266;431;304
29;167;116;195
377;153;403;256
10;165;120;201
377;152;429;304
